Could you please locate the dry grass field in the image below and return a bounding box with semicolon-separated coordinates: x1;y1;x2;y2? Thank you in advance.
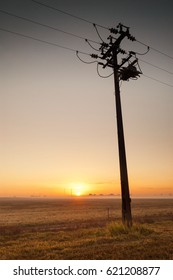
0;198;173;259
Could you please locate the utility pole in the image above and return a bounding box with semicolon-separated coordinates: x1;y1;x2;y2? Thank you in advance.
78;23;144;227
112;47;132;227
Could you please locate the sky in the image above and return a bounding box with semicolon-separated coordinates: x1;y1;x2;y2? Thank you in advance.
0;0;173;197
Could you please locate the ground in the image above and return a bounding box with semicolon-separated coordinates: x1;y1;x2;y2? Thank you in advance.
0;198;173;259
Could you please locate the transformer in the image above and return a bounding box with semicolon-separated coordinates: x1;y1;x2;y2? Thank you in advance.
119;64;142;81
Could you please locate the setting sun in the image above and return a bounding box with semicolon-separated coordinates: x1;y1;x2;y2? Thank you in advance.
75;191;81;196
69;182;89;197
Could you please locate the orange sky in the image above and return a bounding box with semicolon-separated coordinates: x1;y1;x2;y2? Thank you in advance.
0;0;173;198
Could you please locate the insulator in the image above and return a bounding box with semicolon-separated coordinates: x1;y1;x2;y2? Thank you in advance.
101;42;109;48
91;54;98;59
129;51;136;55
119;49;126;54
130;36;136;41
126;34;135;41
109;28;118;34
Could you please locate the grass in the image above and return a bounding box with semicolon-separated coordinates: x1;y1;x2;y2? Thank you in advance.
0;198;173;259
107;222;153;238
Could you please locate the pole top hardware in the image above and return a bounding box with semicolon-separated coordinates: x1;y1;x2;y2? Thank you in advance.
119;64;142;81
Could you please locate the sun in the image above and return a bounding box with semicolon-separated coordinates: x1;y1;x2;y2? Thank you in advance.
69;182;89;197
75;191;81;196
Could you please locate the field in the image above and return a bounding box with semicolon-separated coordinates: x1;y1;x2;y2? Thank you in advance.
0;198;173;259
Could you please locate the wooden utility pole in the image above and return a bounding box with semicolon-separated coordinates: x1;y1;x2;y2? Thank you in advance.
78;23;143;227
97;25;137;226
112;47;132;227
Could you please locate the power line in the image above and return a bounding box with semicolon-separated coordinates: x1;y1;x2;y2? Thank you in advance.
97;63;113;78
1;28;173;88
0;9;99;45
85;39;100;51
93;23;105;42
143;74;173;87
136;39;173;60
138;58;173;75
133;46;150;56
31;0;108;30
0;27;90;55
76;51;97;64
31;1;173;60
130;51;173;75
2;7;172;75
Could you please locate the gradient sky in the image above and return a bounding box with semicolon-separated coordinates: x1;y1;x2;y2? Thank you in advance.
0;0;173;197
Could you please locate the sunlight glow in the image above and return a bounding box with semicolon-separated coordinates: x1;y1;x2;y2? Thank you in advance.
70;182;89;197
75;191;81;196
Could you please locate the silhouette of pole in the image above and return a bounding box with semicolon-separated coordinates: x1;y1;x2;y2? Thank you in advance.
113;48;132;227
79;23;143;227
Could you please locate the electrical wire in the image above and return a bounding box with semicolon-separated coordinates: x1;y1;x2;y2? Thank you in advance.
0;9;99;45
97;63;114;78
0;27;90;55
118;54;173;87
85;39;100;51
136;39;173;60
31;0;108;30
93;24;105;43
2;7;171;75
127;56;173;87
143;74;173;87
130;52;173;75
134;46;150;56
76;51;97;64
1;28;172;87
29;1;173;61
139;58;173;75
136;59;143;74
1;9;173;85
